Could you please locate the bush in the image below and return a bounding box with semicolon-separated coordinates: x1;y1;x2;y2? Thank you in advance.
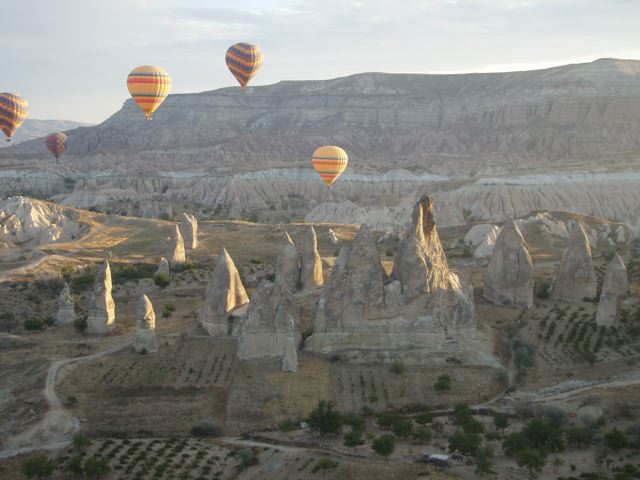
24;318;44;331
389;360;406;375
312;458;339;475
73;316;87;333
238;448;259;470
605;428;629;451
43;316;56;327
342;413;365;434
376;412;402;430
72;433;92;451
308;400;342;436
535;280;551;299
412;426;432;444
434;374;452;392
84;456;111;479
391;418;413;439
112;263;156;284
372;434;396;460
154;273;170;288
448;431;482;456
162;303;175;318
343;430;365;452
190;421;222;438
21;455;55;479
415;410;433;425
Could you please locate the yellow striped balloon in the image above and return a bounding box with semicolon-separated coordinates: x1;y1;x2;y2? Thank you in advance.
126;65;172;120
311;146;349;188
0;93;29;142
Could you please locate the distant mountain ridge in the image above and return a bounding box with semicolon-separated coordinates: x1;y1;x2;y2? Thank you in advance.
0;119;94;147
4;58;640;176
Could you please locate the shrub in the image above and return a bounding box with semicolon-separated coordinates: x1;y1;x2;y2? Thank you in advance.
72;433;92;451
389;360;406;375
343;430;365;453
434;374;452;392
24;318;44;331
312;458;338;476
605;428;629;451
415;410;433;425
21;455;55;479
412;426;432;444
190;421;222;438
43;316;56;327
73;315;87;333
448;431;482;456
84;456;111;479
308;400;342;436
238;448;258;470
154;273;170;288
372;434;396;460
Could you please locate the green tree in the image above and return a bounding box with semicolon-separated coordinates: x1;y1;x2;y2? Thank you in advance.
66;455;84;478
515;448;546;479
83;457;111;479
474;445;494;476
391;418;413;439
342;413;365;434
411;426;432;444
154;272;170;288
566;427;593;448
453;403;473;427
372;434;396;460
343;430;365;453
605;428;629;451
448;431;482;456
72;433;92;452
503;431;529;457
434;374;452;392
493;412;510;432
21;456;55;479
24;319;44;332
312;458;338;477
376;412;402;430
308;400;343;437
238;448;258;470
414;410;433;425
521;418;564;453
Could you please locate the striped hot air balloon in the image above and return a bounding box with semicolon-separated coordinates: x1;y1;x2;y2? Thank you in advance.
311;146;349;188
225;43;263;91
45;132;68;160
0;93;29;143
126;65;172;120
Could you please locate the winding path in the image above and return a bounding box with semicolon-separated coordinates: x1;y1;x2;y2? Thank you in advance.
0;341;129;459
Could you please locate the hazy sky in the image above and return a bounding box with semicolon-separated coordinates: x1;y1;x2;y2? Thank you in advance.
3;0;640;123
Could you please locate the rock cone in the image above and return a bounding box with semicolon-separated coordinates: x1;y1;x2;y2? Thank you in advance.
301;225;323;289
483;219;534;308
200;248;249;336
55;282;76;326
167;225;186;267
596;254;628;326
551;221;597;302
275;232;299;291
87;259;116;334
132;294;159;353
180;212;198;250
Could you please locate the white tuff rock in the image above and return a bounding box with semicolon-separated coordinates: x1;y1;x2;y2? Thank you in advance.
200;248;249;336
156;257;170;276
464;224;502;257
132;294;159;353
301;225;324;289
275;232;299;291
551;221;597;303
483;219;534;308
180;212;198;250
167;225;186;266
282;317;298;373
55;282;76;326
87;260;116;334
596;254;628;326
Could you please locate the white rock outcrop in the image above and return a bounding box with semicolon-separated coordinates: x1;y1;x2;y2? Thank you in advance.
156;257;170;276
282;317;298;373
464;224;501;257
87;260;116;334
301;225;324;289
596;254;629;326
551;221;597;303
180;212;198;250
306;196;481;360
200;248;249;336
167;225;186;267
483;219;534;308
55;282;76;326
275;232;299;291
132;294;159;353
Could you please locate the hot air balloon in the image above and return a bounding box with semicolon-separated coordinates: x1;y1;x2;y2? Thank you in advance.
0;93;29;143
225;43;263;91
311;146;349;188
45;132;68;160
126;65;172;120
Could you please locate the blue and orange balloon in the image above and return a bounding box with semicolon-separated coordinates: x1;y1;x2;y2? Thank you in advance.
225;43;263;91
0;93;29;143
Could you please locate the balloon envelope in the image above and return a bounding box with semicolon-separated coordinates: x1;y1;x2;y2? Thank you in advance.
311;146;349;188
225;43;263;90
0;93;28;142
45;132;68;159
127;65;172;120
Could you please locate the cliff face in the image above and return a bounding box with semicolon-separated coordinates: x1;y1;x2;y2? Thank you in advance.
6;59;640;177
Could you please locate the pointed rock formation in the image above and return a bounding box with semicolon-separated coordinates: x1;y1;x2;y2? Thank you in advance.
167;225;186;267
551;221;597;302
237;280;301;359
87;260;115;334
275;232;299;291
180;212;198;250
55;282;76;326
132;294;159;353
282;317;298;373
156;257;170;276
483;219;534;308
307;195;480;359
301;225;323;289
200;248;249;336
596;254;629;326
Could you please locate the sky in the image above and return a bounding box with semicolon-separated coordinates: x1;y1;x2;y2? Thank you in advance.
3;0;640;123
